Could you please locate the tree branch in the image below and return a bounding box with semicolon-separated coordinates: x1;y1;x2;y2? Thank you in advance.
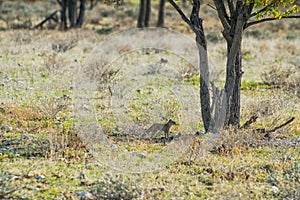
206;3;216;10
268;117;295;133
228;9;244;63
168;0;191;27
57;0;62;6
213;0;230;30
245;15;300;29
246;2;255;19
33;10;58;29
249;4;272;18
264;117;295;138
254;117;295;135
227;0;235;17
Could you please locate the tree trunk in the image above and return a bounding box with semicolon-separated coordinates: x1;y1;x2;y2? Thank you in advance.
68;0;77;28
190;1;211;132
60;0;67;30
227;47;242;127
157;0;165;27
137;0;145;28
144;0;151;27
222;7;245;128
168;0;259;132
212;0;255;130
198;40;211;132
168;0;212;132
76;0;86;27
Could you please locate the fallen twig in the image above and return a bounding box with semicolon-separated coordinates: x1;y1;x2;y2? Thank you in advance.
34;10;58;29
268;117;295;133
263;117;295;138
241;115;258;129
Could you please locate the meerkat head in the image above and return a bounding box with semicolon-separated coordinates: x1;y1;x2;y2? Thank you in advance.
168;119;177;125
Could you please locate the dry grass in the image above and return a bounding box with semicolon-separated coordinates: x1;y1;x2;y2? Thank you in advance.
0;1;299;199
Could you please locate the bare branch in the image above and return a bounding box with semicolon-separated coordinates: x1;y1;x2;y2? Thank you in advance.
245;15;300;29
227;0;235;17
191;0;200;19
168;0;191;27
246;2;255;18
213;0;230;30
205;3;216;10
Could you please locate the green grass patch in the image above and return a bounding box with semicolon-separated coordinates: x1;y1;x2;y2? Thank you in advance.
187;76;200;86
241;80;270;90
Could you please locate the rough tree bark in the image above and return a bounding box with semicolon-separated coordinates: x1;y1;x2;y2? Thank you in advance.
213;0;253;128
191;2;211;133
227;47;242;127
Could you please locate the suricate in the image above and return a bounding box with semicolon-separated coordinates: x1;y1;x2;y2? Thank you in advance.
141;119;177;141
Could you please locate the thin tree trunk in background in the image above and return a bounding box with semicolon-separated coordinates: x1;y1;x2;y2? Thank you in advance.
144;0;151;27
137;0;145;27
68;0;77;28
157;0;165;27
60;0;67;30
77;0;86;27
90;0;96;10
